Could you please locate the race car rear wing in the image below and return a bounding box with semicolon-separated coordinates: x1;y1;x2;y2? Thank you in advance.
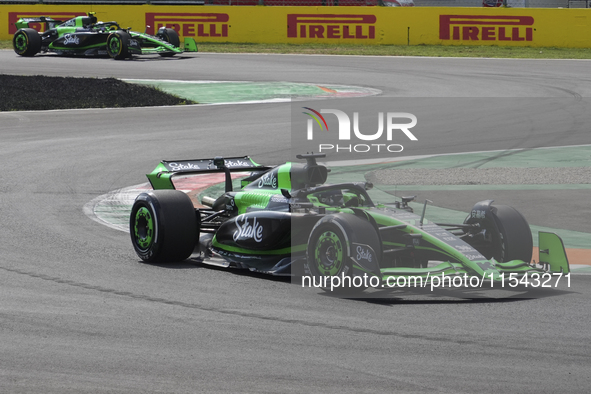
147;156;273;191
15;16;63;31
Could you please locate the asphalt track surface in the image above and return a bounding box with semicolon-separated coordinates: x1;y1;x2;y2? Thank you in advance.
1;51;590;393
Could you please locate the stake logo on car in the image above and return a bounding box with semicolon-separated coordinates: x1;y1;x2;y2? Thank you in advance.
63;34;80;45
233;215;264;243
225;159;251;168
356;245;373;263
258;172;278;189
168;162;201;171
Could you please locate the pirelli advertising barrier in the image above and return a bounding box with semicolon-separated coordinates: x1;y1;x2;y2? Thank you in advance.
2;5;591;48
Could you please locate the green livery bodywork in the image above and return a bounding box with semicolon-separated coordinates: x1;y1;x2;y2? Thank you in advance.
134;153;570;290
13;12;198;59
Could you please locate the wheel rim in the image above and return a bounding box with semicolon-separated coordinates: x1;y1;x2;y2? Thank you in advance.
134;207;154;250
14;33;27;52
108;36;121;55
314;230;344;276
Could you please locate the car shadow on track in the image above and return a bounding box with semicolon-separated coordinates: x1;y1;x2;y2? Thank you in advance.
326;285;576;304
139;256;576;304
20;53;197;62
141;258;292;284
114;55;199;62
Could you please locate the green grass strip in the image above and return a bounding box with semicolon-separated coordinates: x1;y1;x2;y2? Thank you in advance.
3;40;591;59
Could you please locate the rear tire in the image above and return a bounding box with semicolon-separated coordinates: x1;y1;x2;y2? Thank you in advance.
107;31;131;60
130;190;197;263
13;28;41;57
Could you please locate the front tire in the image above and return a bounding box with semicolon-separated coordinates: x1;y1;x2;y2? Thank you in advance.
107;31;131;60
157;28;180;46
157;28;180;57
466;204;533;263
13;28;41;57
489;205;533;263
307;214;381;294
130;190;198;263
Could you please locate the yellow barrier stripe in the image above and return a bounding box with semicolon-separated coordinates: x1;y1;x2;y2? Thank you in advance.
2;5;590;48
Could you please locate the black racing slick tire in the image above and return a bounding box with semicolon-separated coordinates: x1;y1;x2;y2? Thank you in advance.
489;205;533;263
306;213;381;295
157;28;180;46
130;190;198;263
106;31;131;60
13;28;41;57
157;28;180;57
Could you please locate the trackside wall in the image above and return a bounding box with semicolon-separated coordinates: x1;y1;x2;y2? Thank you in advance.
2;5;591;48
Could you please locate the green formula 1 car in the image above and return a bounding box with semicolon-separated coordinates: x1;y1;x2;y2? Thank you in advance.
129;153;570;292
13;12;197;59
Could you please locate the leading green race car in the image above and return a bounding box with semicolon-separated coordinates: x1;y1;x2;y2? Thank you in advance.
129;153;570;293
13;12;197;59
